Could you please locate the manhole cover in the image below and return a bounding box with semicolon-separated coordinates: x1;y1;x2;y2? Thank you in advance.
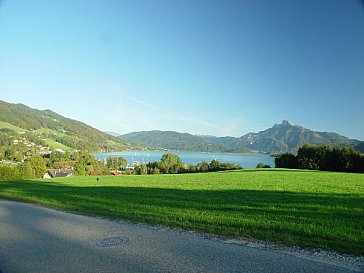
96;237;129;247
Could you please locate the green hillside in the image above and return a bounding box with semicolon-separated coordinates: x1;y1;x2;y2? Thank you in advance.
0;100;140;152
0;121;26;133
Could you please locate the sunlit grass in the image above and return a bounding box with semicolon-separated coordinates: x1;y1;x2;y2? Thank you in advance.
42;138;71;151
0;169;363;255
0;121;25;132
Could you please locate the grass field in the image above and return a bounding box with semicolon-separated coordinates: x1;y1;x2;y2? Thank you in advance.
0;169;363;255
0;121;26;133
43;139;72;151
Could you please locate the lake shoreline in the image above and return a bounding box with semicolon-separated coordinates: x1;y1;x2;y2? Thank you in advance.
96;151;276;169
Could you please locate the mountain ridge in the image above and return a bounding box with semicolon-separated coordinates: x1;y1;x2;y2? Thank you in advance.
120;130;254;153
0;100;361;154
123;121;361;153
203;120;360;153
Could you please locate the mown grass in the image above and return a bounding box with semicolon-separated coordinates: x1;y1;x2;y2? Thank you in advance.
0;169;363;255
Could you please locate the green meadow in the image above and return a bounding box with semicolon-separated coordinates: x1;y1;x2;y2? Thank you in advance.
0;121;26;133
0;169;363;255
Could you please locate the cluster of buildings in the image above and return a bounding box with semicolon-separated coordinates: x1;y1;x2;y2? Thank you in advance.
12;138;51;155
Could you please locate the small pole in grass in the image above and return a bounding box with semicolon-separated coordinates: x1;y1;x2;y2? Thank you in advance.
96;177;99;182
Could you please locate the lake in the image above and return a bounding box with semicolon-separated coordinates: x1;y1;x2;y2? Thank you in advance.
95;151;276;169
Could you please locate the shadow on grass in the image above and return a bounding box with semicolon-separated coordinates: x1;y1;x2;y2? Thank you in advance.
0;180;363;255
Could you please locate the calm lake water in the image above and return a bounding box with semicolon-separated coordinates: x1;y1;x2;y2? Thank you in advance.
95;151;276;169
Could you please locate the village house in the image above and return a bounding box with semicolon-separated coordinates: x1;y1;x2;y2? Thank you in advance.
43;169;73;179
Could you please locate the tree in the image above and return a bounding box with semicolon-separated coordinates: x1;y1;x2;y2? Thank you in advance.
276;145;364;173
209;160;221;171
219;162;241;171
331;147;357;172
275;153;298;169
353;153;364;173
186;164;197;173
197;161;209;172
28;155;47;178
117;157;127;170
159;153;184;174
296;144;333;170
106;157;117;170
0;165;19;181
152;167;160;174
72;151;106;175
17;162;35;179
4;148;15;160
74;161;88;176
136;164;148;175
106;157;127;170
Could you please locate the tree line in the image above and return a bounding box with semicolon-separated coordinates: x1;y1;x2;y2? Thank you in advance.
130;153;241;175
0;151;242;181
275;144;364;173
0;150;109;181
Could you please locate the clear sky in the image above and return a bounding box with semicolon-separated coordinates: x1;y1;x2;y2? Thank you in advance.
0;0;363;139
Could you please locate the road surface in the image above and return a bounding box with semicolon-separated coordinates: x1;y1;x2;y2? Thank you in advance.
0;201;362;273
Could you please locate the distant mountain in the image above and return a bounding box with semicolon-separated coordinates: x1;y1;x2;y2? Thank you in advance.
202;121;360;153
354;142;364;153
2;99;360;155
0;100;140;152
120;130;254;153
121;121;361;154
104;131;122;137
121;130;224;152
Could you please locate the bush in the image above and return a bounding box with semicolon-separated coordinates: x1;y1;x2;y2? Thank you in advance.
275;153;298;169
197;161;209;172
219;162;242;171
209;160;221;171
0;165;19;181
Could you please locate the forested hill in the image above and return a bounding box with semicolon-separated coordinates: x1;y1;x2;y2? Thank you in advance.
354;142;364;153
120;130;253;153
120;130;227;152
202;121;360;153
0;100;139;152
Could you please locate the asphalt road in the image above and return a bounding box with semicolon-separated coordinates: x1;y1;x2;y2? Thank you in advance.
0;200;361;273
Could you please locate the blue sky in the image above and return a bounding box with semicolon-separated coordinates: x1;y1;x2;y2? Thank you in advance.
0;0;363;139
